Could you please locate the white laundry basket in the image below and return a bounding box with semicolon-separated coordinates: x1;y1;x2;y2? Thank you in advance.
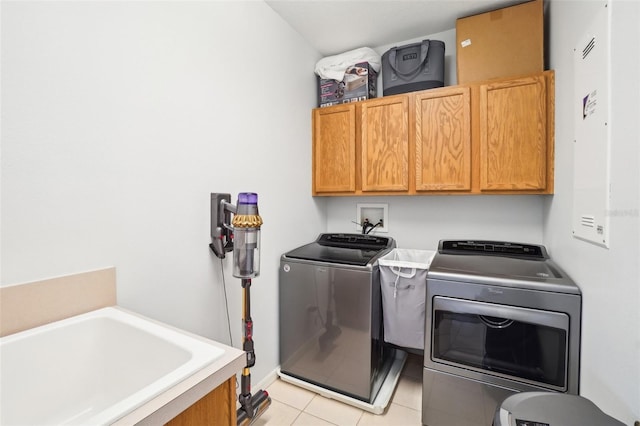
378;249;435;349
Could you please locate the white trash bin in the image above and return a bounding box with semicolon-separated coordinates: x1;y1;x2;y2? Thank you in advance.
378;249;435;349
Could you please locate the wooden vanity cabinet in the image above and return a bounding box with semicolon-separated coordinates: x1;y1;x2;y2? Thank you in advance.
165;376;236;425
311;70;554;196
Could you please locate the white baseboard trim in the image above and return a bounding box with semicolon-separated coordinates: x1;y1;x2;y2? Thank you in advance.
254;368;280;391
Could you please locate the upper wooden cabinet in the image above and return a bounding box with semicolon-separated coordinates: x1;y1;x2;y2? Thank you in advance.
312;70;554;196
415;87;471;192
361;96;409;192
312;104;356;193
479;74;548;191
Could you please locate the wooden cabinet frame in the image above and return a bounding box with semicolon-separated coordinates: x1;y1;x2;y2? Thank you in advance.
165;376;236;425
312;70;555;196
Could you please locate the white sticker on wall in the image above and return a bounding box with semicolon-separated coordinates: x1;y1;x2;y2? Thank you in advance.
460;39;472;48
582;89;598;119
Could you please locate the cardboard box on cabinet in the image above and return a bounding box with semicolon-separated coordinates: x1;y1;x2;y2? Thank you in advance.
456;0;544;84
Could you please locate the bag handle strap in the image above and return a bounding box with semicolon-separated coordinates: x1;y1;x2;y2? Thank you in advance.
391;266;416;298
391;266;416;279
388;40;430;77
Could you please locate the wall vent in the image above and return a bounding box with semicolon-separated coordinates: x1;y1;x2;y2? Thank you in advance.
583;37;596;59
580;215;596;228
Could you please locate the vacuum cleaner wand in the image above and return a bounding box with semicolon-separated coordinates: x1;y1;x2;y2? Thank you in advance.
237;278;271;425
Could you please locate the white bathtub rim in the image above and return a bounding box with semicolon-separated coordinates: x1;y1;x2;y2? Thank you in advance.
0;306;243;425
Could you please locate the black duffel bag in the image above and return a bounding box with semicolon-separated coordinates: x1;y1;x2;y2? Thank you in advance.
382;39;445;96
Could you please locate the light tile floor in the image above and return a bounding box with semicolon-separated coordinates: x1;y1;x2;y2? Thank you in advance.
254;353;424;426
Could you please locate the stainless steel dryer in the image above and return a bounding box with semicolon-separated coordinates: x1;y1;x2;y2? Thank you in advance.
422;240;582;426
279;233;395;403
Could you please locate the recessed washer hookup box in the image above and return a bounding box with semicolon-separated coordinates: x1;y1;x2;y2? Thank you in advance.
317;62;377;108
456;0;544;84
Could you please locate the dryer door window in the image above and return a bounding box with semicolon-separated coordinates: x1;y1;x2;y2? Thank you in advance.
431;296;569;391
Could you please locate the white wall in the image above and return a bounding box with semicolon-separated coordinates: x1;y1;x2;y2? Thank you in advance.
544;0;640;423
3;2;638;421
1;1;326;384
326;195;545;250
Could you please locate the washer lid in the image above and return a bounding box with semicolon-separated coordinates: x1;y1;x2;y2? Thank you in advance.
428;240;580;294
283;233;394;266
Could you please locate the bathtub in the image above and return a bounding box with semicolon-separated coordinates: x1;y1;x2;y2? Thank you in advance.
0;307;243;425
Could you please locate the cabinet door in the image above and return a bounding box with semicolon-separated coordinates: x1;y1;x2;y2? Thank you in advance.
312;105;356;194
361;96;409;192
415;87;471;191
479;74;547;191
166;376;236;425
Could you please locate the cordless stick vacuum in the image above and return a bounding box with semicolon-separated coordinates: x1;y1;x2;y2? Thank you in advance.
210;192;271;426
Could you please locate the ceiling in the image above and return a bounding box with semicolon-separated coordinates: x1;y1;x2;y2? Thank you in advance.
265;0;524;56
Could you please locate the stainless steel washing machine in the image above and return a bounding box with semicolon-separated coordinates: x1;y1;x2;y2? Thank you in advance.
422;240;582;426
278;233;395;403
